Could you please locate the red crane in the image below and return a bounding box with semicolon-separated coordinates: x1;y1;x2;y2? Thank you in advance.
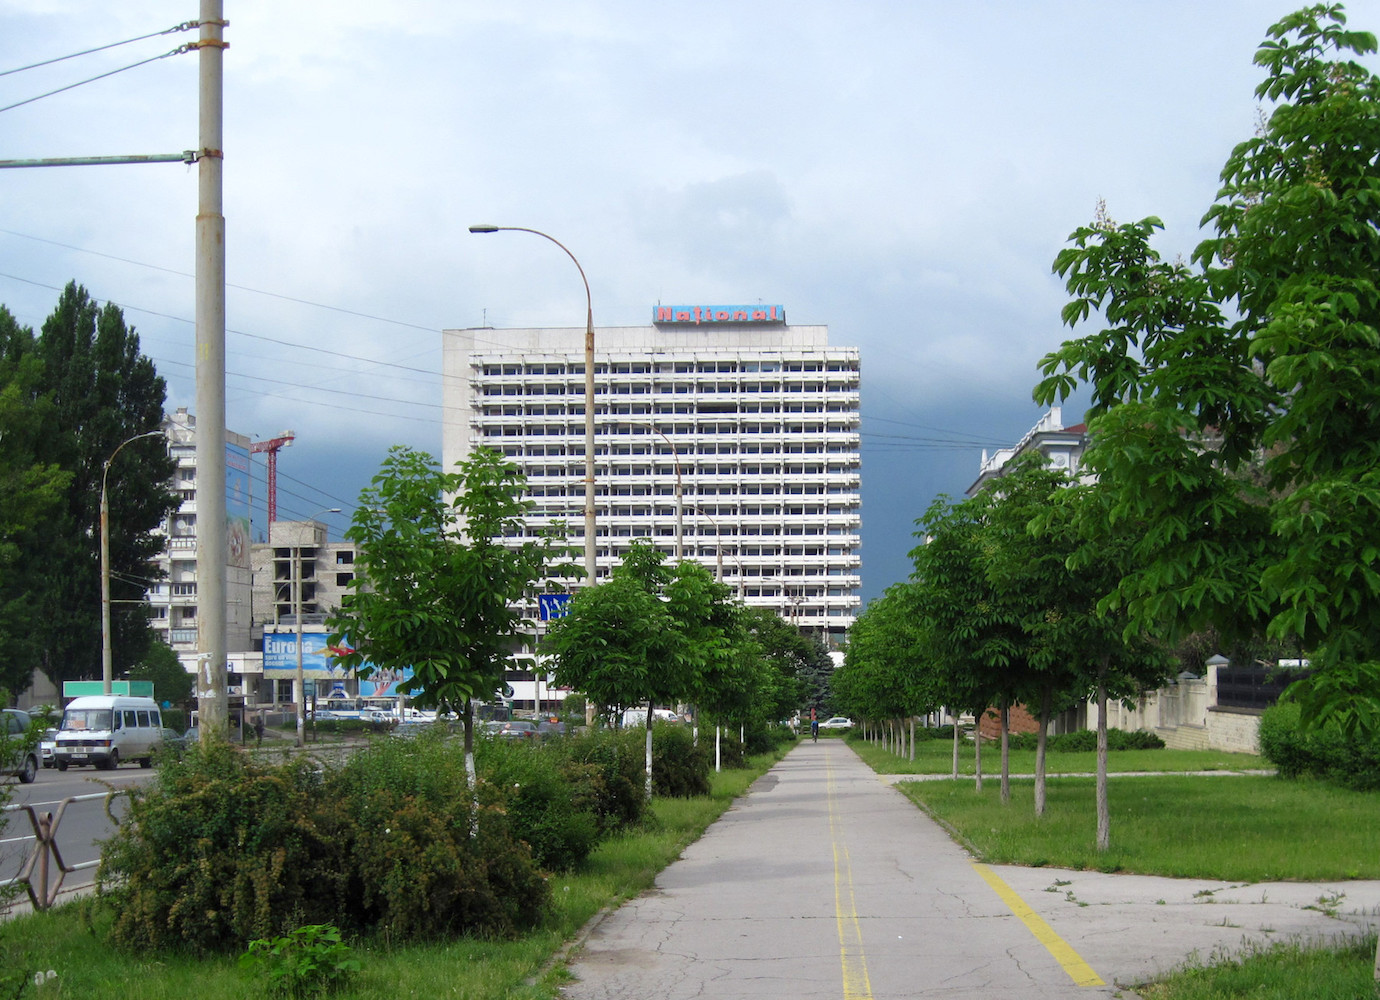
250;431;295;523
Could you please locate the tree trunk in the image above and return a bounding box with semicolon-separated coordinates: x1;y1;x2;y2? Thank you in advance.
1035;687;1051;818
644;699;654;803
1000;701;1010;805
951;713;959;779
909;716;916;762
1096;671;1110;851
715;724;721;773
463;698;479;838
974;717;983;792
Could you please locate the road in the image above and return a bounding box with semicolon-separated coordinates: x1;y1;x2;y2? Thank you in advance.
1;762;155;901
561;739;1380;1000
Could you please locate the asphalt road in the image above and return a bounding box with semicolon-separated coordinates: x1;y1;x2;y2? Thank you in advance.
561;739;1380;1000
1;762;154;902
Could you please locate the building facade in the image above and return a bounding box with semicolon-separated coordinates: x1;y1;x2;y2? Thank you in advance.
441;308;862;645
966;407;1088;497
148;408;255;662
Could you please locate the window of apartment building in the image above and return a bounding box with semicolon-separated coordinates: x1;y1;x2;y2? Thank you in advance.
336;572;353;587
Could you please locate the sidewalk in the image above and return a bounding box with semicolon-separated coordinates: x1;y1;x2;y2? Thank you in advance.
560;740;1380;1000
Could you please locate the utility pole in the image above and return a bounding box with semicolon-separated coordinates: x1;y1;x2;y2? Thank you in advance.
194;1;229;737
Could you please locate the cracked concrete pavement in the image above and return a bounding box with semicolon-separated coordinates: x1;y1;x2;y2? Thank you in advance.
559;740;1379;1000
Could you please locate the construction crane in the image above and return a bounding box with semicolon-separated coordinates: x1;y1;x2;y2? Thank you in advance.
250;430;295;523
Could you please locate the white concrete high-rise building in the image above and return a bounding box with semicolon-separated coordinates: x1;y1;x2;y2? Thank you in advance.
442;306;862;643
149;407;254;663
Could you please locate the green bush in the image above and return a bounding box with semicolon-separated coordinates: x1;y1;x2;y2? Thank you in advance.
475;737;601;871
1003;728;1166;752
743;723;796;755
99;740;345;951
99;732;550;952
556;727;647;834
1259;702;1380;791
643;723;710;797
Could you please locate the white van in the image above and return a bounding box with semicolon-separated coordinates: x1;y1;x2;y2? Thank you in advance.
53;695;164;770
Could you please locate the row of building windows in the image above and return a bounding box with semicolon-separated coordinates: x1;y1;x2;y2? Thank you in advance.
479;359;855;377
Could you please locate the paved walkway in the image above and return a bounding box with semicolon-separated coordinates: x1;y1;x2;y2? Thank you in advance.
561;740;1380;1000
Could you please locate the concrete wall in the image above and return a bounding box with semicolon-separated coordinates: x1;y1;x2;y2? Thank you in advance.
1092;661;1261;754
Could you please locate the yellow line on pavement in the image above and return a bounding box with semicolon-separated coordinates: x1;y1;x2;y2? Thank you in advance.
827;753;874;1000
972;863;1105;987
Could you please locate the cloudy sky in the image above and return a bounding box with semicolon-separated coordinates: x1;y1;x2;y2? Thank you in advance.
4;0;1376;603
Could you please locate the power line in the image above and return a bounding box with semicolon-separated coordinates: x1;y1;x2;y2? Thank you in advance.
1;43;195;115
0;22;196;78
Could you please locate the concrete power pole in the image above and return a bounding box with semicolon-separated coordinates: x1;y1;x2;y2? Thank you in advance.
194;1;229;737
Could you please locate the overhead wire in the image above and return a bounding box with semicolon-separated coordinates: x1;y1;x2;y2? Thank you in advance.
0;22;197;78
0;43;196;115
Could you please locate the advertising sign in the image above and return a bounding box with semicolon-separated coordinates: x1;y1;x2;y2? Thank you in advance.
653;304;785;325
226;439;251;568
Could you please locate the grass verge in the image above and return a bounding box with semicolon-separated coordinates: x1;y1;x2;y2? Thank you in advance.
849;735;1266;776
0;747;790;1000
1138;936;1379;999
896;774;1380;880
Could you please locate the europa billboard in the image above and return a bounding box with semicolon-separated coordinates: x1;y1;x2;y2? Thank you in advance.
263;631;354;679
653;304;785;325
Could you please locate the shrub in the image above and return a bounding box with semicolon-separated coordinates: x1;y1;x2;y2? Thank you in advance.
475;736;601;871
99;740;344;951
99;731;551;951
644;723;710;797
556;727;647;833
1259;702;1380;791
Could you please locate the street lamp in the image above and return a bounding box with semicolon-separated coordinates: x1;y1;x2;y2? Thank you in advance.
293;508;341;746
101;429;165;695
469;224;597;586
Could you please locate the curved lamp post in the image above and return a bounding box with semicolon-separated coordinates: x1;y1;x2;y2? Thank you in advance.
469;225;597;587
102;430;166;695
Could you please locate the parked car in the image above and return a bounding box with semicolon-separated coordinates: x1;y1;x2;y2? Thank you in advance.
498;720;539;740
480;720;506;738
818;717;853;730
39;727;58;768
1;709;39;783
536;720;566;740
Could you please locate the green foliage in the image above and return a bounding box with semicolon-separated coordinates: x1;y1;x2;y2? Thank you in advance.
1258;700;1380;789
1004;728;1166;752
475;736;601;871
128;641;193;708
637;723;710;798
1034;5;1380;736
329;446;568;720
555;726;648;833
239;924;360;999
98;732;550;952
99;740;342;951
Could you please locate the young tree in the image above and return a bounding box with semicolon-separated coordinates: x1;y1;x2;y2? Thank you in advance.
1034;6;1380;855
328;446;567;799
546;542;722;800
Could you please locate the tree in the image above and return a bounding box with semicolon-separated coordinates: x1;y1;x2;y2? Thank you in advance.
128;640;194;708
1033;6;1380;830
0;306;69;696
22;283;177;689
546;542;724;800
328;446;567;798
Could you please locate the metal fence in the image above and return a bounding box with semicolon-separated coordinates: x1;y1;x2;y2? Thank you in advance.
1;790;128;911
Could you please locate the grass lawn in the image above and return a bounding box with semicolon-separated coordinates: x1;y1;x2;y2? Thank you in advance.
1138;937;1380;1000
849;733;1267;776
896;774;1379;881
0;747;790;1000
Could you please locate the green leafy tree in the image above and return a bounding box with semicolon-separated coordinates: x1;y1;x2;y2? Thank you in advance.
25;283;177;688
546;542;721;800
328;446;568;797
1034;6;1380;759
129;640;194;709
0;306;69;696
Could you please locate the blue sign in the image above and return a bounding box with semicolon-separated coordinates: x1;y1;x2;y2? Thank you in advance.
539;593;572;621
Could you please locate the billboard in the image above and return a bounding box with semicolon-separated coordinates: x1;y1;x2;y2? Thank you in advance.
226;439;251;568
653;305;785;325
